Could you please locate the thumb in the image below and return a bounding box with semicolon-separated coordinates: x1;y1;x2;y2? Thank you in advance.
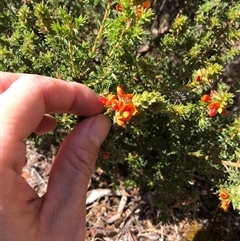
40;114;111;237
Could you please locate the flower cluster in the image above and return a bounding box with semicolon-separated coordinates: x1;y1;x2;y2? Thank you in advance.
116;1;151;19
219;189;230;212
99;86;138;126
201;90;226;117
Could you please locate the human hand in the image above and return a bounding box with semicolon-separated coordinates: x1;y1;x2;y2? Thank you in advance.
0;72;111;241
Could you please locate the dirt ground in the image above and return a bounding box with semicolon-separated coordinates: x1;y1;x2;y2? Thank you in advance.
23;139;240;241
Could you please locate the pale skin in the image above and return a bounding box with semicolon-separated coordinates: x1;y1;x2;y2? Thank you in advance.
0;72;111;241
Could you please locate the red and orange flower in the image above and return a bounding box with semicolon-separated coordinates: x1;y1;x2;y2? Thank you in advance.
220;200;230;212
201;90;226;117
99;85;138;127
201;94;211;103
101;152;110;160
116;1;151;20
219;190;229;199
208;101;221;117
218;189;230;212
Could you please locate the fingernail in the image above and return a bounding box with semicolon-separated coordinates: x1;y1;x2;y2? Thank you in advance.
88;114;111;147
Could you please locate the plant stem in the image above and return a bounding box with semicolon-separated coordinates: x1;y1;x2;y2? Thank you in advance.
68;20;77;76
89;0;112;58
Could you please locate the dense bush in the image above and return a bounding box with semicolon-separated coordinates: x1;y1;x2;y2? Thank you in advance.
1;0;240;221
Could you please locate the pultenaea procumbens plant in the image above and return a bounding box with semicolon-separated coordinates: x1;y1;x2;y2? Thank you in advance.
0;0;240;219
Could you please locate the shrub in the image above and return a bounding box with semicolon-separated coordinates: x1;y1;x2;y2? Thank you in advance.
1;0;240;221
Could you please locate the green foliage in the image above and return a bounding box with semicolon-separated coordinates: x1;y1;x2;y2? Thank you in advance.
1;0;240;220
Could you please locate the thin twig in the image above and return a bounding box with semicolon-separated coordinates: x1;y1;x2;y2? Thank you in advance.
67;19;77;76
222;160;240;168
89;0;112;58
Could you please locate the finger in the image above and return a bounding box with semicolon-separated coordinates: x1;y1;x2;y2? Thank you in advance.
0;71;24;93
0;74;103;171
34;114;57;134
40;115;111;238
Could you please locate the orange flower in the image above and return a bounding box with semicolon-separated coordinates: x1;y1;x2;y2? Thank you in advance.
201;94;211;103
115;1;151;22
115;116;125;126
219;190;229;199
142;0;151;9
135;1;151;19
220;200;230;212
117;85;134;99
99;95;118;107
208;107;218;117
114;103;138;126
117;85;125;96
111;99;123;111
208;102;221;117
99;96;108;105
201;90;227;118
119;103;137;121
103;94;116;107
99;86;137;126
219;189;231;212
116;4;122;12
102;152;110;159
208;102;221;110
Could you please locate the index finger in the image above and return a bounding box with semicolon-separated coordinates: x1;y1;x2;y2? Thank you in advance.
0;73;103;142
0;72;24;93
